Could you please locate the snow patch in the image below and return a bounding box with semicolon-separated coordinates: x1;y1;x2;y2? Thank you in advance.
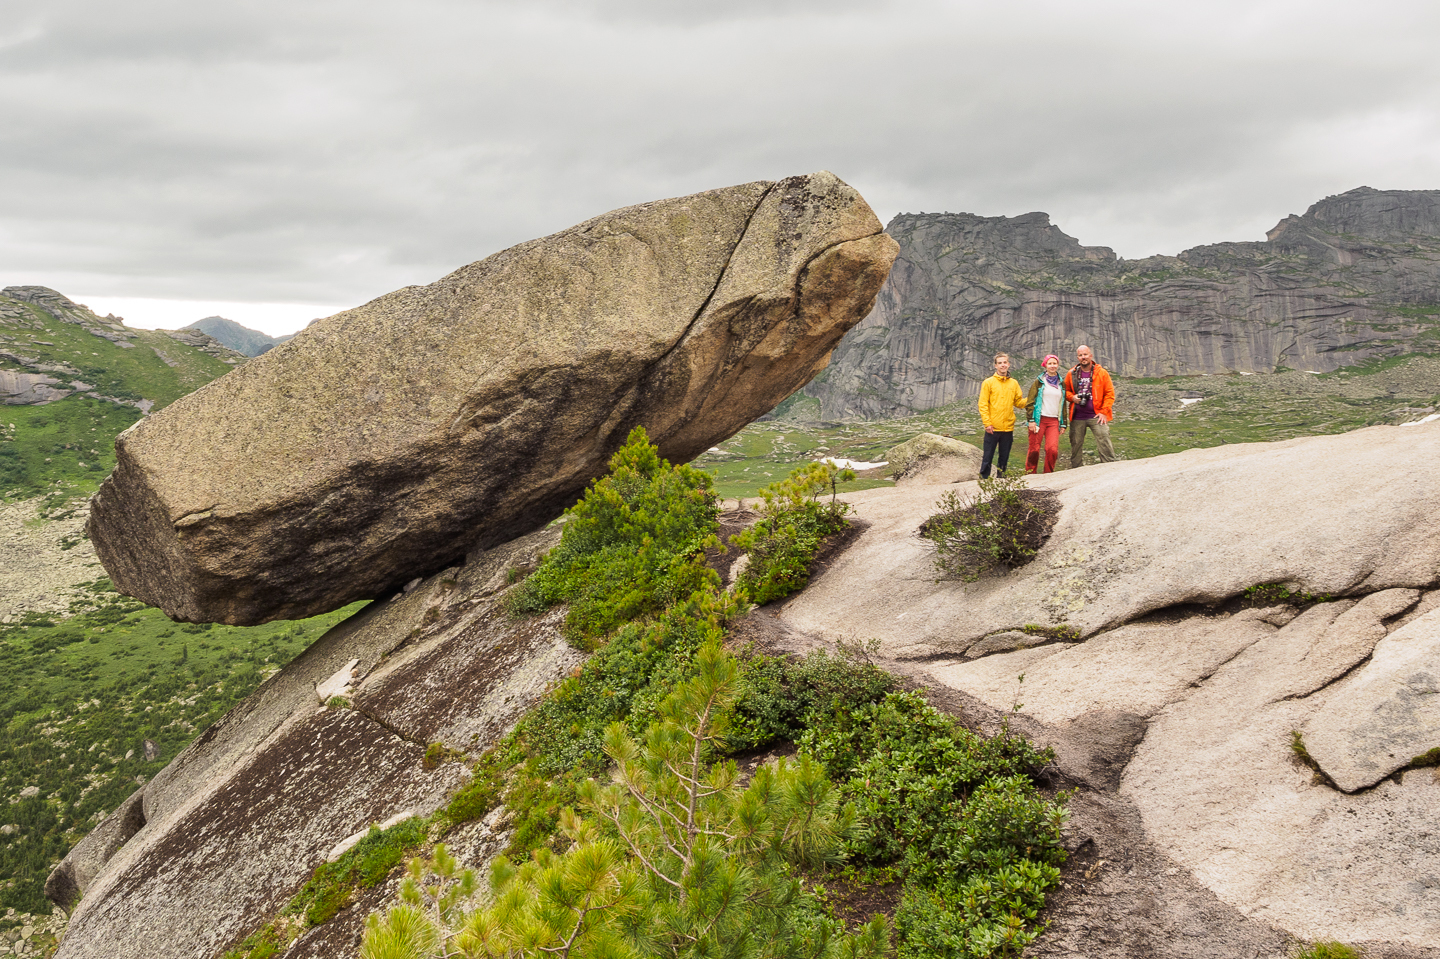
819;457;887;471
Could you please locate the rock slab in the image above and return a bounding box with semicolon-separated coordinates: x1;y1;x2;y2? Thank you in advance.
1303;605;1440;791
87;172;898;624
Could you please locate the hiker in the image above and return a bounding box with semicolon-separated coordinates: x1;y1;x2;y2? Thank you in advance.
978;351;1026;478
1024;353;1067;473
1063;344;1115;467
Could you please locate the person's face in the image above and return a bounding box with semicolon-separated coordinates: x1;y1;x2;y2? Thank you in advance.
1076;347;1094;368
995;356;1010;377
1044;357;1060;376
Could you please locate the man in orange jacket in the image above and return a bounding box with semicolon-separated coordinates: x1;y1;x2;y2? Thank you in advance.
1063;345;1115;468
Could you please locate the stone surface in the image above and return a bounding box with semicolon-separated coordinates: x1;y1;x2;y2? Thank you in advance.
87;172;897;625
962;629;1050;658
884;432;982;486
779;423;1440;659
769;422;1440;949
801;186;1440;419
1303;606;1440;791
50;529;577;959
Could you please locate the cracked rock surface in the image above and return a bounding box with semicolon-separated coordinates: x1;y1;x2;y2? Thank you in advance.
86;172;898;625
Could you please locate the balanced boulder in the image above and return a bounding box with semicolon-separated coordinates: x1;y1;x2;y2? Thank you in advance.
87;172;898;624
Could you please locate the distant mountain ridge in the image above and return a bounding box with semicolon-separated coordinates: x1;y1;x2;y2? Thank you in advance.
797;186;1440;419
182;316;293;356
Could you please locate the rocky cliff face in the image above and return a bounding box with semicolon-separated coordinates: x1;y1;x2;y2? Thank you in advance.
802;187;1440;419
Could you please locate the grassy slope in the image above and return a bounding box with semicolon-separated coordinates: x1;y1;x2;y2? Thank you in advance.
1;294;235;505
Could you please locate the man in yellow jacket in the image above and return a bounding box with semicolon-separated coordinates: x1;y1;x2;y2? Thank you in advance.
978;352;1027;478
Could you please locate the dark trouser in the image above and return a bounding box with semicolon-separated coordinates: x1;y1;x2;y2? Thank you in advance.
1068;416;1115;468
980;429;1015;478
1026;417;1061;474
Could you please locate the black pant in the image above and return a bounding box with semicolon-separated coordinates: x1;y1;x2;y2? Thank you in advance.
981;429;1014;478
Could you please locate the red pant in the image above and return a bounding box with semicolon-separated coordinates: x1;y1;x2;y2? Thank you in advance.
1026;416;1061;473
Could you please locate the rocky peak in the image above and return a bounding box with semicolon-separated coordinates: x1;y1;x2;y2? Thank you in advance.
1299;185;1440;240
2;286;113;328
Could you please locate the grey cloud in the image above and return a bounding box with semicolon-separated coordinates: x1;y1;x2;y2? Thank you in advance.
3;0;1439;307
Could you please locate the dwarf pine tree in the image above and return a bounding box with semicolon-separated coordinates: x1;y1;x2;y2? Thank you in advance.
360;642;888;959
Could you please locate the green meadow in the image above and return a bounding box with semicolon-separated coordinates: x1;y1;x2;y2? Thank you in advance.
0;586;364;917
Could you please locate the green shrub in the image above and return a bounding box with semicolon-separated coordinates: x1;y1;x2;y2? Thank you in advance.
1244;583;1332;607
361;643;889;959
1291;942;1363;959
506;426;720;646
921;475;1053;582
731;461;855;604
1411;746;1440;768
800;690;1066;959
1020;623;1080;642
726;643;897;752
285;817;430;927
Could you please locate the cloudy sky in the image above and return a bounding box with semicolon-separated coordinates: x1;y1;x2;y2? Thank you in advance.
3;0;1438;336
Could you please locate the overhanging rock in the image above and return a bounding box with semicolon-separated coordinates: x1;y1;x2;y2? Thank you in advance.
87;172;898;624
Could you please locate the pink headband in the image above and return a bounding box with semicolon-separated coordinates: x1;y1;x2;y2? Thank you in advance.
1042;354;1059;366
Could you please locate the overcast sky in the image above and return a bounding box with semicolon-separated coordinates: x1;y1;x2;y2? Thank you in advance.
3;0;1439;336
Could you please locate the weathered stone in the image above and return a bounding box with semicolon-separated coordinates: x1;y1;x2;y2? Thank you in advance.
43;790;146;912
780;423;1440;659
1116;607;1440;946
1302;606;1440;792
87;172;897;625
884;432;982;486
775;423;1440;948
962;629;1050;658
802;187;1440;419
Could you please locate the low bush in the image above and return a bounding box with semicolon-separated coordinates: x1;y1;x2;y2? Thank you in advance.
726;642;897;752
731;461;855;604
921;475;1056;582
506;425;721;646
802;691;1067;959
361;643;889;959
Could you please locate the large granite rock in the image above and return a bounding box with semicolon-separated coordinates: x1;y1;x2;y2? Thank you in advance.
87;173;898;625
884;432;982;485
801;186;1440;419
774;422;1440;949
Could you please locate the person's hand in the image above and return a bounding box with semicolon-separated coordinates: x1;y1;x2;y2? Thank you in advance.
984;425;994;434
1029;423;1039;433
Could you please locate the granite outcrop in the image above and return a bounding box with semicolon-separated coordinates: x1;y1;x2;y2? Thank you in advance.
86;172;899;625
777;421;1440;950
